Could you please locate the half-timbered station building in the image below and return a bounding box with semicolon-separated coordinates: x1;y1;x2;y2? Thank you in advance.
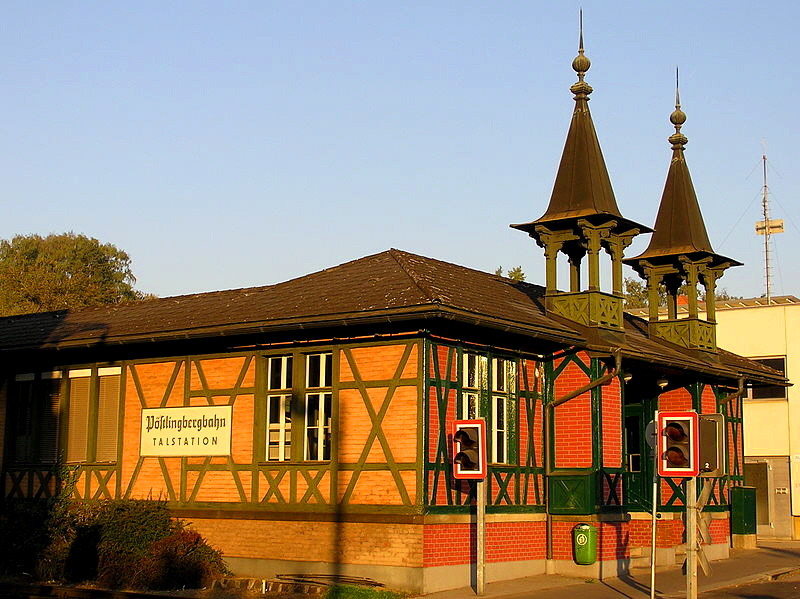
0;39;786;593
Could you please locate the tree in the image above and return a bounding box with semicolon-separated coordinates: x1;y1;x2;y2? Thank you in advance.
0;232;147;316
495;265;526;282
623;276;740;310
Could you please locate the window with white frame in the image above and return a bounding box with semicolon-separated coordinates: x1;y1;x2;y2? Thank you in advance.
460;353;516;464
266;355;293;461
305;352;332;461
491;358;515;464
461;353;486;420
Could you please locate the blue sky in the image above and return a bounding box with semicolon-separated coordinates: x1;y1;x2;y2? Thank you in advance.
1;2;797;299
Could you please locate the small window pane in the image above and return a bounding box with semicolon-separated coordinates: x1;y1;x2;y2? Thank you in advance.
465;354;478;389
305;392;331;461
266;394;291;461
306;353;332;389
269;356;292;390
494;359;506;392
307;355;321;388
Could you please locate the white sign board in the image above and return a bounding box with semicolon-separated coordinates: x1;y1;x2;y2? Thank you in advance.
140;405;233;457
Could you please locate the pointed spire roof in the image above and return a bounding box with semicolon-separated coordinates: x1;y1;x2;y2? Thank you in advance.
626;77;741;268
512;20;650;235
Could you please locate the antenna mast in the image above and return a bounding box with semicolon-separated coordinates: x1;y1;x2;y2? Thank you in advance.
755;150;784;302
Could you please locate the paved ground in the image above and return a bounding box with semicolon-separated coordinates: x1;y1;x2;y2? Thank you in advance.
421;540;800;599
698;570;800;598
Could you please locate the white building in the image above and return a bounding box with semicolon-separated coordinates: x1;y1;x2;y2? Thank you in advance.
713;296;799;539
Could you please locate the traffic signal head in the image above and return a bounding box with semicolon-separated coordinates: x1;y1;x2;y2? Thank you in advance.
452;420;487;480
698;413;726;477
656;411;699;477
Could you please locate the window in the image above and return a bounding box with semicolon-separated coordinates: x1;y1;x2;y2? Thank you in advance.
9;372;62;464
66;367;122;463
261;351;333;463
491;358;515;464
266;355;293;461
460;353;516;464
748;357;787;400
461;353;485;420
305;353;332;461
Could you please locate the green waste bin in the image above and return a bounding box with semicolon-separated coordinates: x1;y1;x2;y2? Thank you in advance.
731;486;757;535
572;523;597;565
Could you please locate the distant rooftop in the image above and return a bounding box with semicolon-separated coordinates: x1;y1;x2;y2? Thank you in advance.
626;295;800;318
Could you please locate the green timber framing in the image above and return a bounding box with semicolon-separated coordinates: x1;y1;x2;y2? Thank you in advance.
0;332;778;517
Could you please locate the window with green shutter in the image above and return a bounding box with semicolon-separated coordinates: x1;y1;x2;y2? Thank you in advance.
66;367;122;464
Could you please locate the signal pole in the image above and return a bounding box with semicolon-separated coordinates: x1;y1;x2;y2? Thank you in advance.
686;476;698;599
477;479;486;595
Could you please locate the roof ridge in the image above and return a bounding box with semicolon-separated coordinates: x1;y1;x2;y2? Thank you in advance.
387;248;440;303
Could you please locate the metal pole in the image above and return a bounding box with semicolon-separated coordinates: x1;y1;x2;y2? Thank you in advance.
650;475;658;599
686;477;698;599
477;479;486;595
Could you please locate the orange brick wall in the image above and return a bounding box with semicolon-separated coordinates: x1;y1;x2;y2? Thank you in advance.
423;520;545;566
628;515;729;549
121;357;256;501
191;518;423;568
553;360;593;469
550;521;629;561
658;387;693;411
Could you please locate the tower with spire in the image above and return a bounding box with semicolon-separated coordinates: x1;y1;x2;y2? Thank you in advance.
624;77;741;354
512;24;650;338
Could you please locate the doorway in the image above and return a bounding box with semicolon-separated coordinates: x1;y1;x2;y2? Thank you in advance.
623;387;657;511
745;457;793;538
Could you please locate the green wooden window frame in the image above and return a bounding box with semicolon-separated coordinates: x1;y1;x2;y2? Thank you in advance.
259;350;334;463
459;352;517;466
65;366;122;464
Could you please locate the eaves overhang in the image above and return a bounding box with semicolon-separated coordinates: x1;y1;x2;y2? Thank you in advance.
0;303;587;354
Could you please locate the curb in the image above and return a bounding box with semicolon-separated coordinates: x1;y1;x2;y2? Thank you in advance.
660;566;800;598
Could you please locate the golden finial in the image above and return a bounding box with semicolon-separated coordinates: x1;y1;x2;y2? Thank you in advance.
570;10;593;98
669;67;688;149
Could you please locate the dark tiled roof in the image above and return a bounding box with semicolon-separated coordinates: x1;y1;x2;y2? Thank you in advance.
0;248;784;386
0;249;581;351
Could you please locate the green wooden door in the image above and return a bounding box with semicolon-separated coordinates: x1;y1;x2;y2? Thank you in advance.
623;400;655;510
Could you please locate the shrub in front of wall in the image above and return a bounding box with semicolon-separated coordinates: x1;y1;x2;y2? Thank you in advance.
94;499;177;589
0;499;53;575
137;529;230;590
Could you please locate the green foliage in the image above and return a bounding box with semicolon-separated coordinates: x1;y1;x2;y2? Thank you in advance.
323;585;408;599
0;231;148;315
138;530;231;590
623;277;652;309
0;500;54;575
624;276;741;310
94;499;177;588
0;487;228;590
0;463;82;580
494;265;526;282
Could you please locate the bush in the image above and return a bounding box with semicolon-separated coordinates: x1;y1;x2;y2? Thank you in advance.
138;529;230;590
0;499;53;575
0;494;228;590
94;499;177;588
